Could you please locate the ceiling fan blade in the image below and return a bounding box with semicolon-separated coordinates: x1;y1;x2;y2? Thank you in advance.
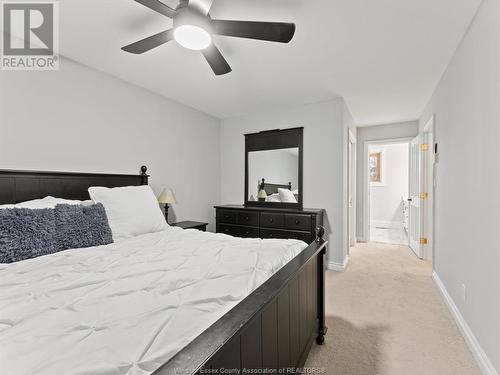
201;44;232;75
134;0;176;18
211;20;295;43
122;29;174;54
187;0;214;15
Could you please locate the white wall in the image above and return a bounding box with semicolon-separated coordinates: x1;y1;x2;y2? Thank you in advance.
356;122;418;240
0;57;221;230
369;142;409;227
220;99;352;266
419;0;500;372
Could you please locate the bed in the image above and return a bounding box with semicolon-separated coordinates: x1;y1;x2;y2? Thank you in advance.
258;179;293;196
256;179;299;203
0;167;327;375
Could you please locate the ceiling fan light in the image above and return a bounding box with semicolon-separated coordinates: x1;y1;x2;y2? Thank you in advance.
174;25;212;50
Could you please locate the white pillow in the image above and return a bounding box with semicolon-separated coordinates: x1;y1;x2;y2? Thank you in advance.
88;185;168;241
267;193;281;202
278;188;297;203
0;196;86;210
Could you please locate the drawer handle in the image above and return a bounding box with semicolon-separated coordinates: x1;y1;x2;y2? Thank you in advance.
244;231;249;235
295;219;300;225
224;215;230;219
245;216;249;221
224;229;230;233
269;218;274;223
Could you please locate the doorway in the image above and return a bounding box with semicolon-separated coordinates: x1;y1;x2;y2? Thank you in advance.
367;140;410;246
360;128;435;261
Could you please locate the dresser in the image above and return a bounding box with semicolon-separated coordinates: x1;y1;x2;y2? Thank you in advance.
215;205;324;244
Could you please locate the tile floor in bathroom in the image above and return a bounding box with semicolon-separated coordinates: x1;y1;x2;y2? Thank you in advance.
370;226;408;245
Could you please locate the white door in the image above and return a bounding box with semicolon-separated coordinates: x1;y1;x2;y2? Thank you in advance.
421;116;435;261
408;136;423;258
420;131;433;260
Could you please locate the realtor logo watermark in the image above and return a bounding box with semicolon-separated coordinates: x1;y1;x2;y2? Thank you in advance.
1;1;59;70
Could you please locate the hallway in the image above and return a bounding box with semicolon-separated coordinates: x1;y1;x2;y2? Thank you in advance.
305;242;479;375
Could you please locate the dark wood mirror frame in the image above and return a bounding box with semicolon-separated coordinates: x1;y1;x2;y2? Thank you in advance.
245;127;303;209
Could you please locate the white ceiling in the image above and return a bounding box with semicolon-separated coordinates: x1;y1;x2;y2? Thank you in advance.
59;0;482;124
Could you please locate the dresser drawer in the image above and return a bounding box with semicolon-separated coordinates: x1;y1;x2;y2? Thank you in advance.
217;210;237;224
284;214;311;231
260;229;311;243
260;212;284;228
260;228;282;239
238;211;259;226
239;226;259;238
218;224;239;237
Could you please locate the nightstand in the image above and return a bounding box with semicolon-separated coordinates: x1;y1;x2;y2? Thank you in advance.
172;221;208;231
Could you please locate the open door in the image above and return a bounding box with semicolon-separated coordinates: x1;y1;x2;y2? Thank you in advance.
420;116;435;261
408;136;423;258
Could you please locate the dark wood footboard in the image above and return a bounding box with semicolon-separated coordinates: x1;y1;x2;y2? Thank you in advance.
155;227;328;375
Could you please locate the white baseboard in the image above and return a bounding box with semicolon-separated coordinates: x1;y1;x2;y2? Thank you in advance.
370;220;404;229
327;256;349;272
432;271;498;375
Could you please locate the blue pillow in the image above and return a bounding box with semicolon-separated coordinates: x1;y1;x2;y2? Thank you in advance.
54;203;113;251
0;208;57;263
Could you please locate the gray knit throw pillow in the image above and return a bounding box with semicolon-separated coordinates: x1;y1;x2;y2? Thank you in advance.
0;203;113;264
54;203;113;251
0;208;57;263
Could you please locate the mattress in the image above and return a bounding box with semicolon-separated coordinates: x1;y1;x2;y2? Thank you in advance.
0;227;307;375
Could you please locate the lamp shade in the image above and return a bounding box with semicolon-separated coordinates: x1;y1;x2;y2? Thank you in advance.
257;189;267;199
158;188;177;204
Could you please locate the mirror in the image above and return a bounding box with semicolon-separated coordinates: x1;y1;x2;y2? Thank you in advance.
245;127;303;208
247;148;299;203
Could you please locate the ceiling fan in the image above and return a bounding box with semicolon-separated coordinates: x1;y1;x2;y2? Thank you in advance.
122;0;296;75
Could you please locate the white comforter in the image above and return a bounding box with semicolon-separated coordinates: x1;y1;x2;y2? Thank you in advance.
0;227;306;375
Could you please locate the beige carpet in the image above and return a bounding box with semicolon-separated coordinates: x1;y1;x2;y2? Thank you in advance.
305;242;480;375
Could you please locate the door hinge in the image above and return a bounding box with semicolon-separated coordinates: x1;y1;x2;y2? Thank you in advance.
420;237;428;245
420;192;429;199
421;144;429;151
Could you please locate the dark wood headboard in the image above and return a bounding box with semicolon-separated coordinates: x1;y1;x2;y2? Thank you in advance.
0;166;149;204
258;178;293;195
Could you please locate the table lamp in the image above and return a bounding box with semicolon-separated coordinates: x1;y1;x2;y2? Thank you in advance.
158;188;177;223
257;188;267;202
